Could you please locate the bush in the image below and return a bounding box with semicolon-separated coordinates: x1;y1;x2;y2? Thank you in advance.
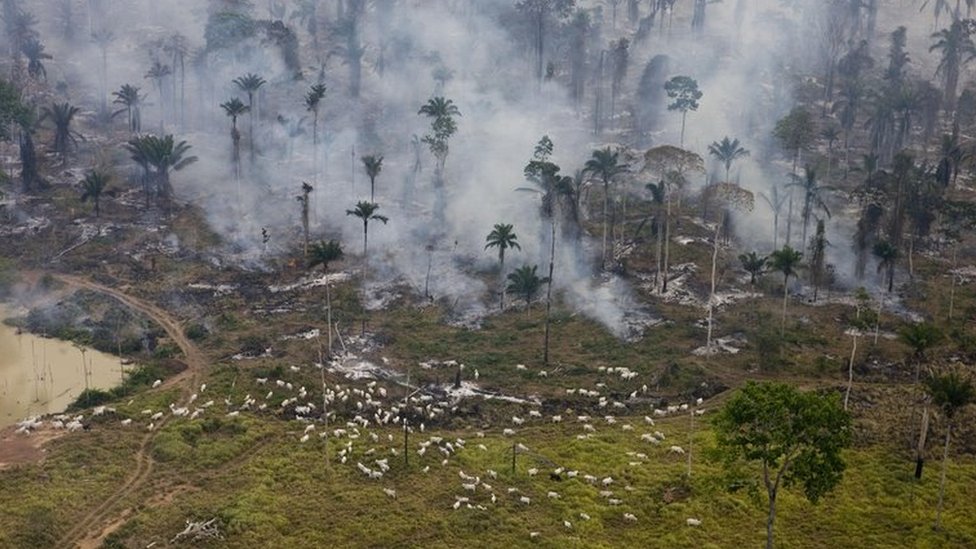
67;389;113;412
186;323;209;341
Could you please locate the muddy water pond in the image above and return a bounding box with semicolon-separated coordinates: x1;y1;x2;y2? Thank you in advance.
0;306;125;429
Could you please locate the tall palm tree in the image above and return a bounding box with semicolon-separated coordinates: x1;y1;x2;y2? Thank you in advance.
707;136;749;182
305;83;326;178
123;134;198;208
506;264;549;315
646;180;666;289
769;245;802;333
789;166;834;247
80;171;112;218
39;102;82;164
233;72;266;160
583;147;629;269
220;97;249;182
308;239;344;357
873;240;899;293
361;154;383;201
485;223;521;309
759;183;788;249
21;37;51;81
145;60;172;130
931;20;976;116
112;84;144;132
926;369;974;529
418;96;461;180
346;201;389;259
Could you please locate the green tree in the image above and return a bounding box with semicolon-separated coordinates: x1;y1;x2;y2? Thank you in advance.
308;239;344;357
769;245;802;333
664;75;702;146
485;223;521;310
144;60;172;130
773;107;815;245
39;102;81;164
583;146;629;269
930;20;976;116
112;84;144;133
872;240;899;293
361;154;383;202
220;97;249;182
899;322;943;383
346;201;388;259
707;136;749;182
123;134;198;209
79;171;112;218
418;96;460;180
739;251;767;285
233;72;265;161
808;219;829;302
713;382;852;549
506;264;549;314
925;370;975;529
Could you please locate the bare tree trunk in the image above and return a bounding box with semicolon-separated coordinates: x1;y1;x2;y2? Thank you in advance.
602;180;609;269
766;486;777;549
781;275;789;335
845;331;857;410
706;215;722;348
543;220;555;366
949;245;958;320
662;193;672;292
935;423;951;529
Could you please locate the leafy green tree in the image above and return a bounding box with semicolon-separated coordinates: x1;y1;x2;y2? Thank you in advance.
930;19;976;116
0;78;33;190
769;245;802;333
233;72;265;160
872;240;899;293
485;223;521;309
418;96;460;184
925;370;975;529
123;135;198;209
346;201;388;259
713;382;852;549
112;84;144;133
583;147;629;269
79;171;112;218
39;102;81;164
664;75;702;146
506;264;549;314
739;251;767;285
773;107;815;246
220;97;249;182
361;154;383;202
308;239;344;357
707;136;749;182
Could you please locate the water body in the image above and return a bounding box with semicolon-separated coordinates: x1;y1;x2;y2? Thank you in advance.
0;306;125;429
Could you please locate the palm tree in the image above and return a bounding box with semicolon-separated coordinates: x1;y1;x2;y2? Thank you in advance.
39;102;82;164
506;264;549;315
821;126;841;183
21;37;51;81
739;251;767;284
220;97;249;182
145;60;172;130
769;245;802;333
233;72;266;161
707;136;749;182
112;84;144;133
646;180;666;289
418;96;461;180
873;240;899;293
361;155;383;201
346;201;389;259
789;166;834;247
123;135;198;208
930;20;976;116
583;147;630;269
759;183;788;249
305;83;326;177
308;239;344;357
926;370;974;529
80;171;112;218
900;322;943;384
485;223;521;310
